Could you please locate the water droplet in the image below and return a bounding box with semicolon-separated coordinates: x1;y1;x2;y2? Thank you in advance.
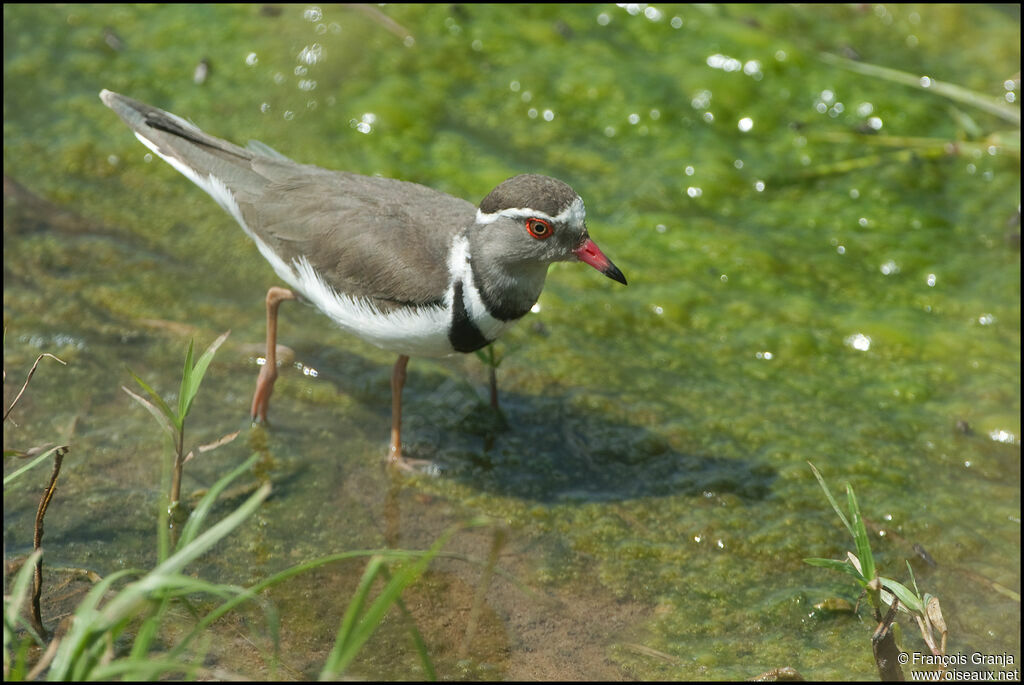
691;90;711;109
644;6;662;21
298;43;323;65
845;333;871;351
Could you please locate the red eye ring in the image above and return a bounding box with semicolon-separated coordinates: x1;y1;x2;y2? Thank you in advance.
525;217;553;240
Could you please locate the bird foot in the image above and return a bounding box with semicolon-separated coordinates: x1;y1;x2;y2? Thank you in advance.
387;453;442;476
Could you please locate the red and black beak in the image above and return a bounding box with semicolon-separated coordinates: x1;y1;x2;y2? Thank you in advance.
575;237;627;285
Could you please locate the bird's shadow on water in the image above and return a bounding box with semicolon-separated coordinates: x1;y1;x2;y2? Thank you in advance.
311;348;777;504
427;394;777;504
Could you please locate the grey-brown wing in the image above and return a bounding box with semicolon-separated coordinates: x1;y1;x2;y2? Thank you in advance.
236;161;475;308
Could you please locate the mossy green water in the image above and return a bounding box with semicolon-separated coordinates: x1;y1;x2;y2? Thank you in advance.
4;4;1019;680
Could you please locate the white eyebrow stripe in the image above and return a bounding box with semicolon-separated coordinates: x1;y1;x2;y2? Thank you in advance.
476;196;586;226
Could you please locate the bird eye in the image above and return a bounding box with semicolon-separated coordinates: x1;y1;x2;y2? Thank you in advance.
525;218;553;240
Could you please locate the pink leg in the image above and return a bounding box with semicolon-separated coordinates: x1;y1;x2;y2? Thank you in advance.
387;355;436;472
388;354;410;464
251;286;297;423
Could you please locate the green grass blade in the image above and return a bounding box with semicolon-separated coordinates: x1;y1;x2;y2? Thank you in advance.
343;561;428;659
385;573;437;681
846;485;875;582
323;527;457;678
907;560;921;597
807;462;854;538
88;656;204;681
177;453;261;550
127;365;181;431
180;331;230;419
4;550;42;641
122;384;176;440
879;576;924;614
48;568;142;680
131;574;246;602
3;445;67;488
819;52;1021;126
473;344;503;368
152;482;271;578
177;339;196;421
323;556;387;678
129;598;167;661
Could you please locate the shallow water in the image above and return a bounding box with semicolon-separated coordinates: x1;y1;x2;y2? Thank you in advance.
3;4;1020;680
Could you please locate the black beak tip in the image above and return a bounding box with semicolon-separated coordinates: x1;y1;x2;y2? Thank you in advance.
605;263;628;286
